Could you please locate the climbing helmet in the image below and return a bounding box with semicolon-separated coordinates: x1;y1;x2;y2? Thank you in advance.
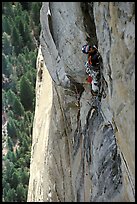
82;45;91;54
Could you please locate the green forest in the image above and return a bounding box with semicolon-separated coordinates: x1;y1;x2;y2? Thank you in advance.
2;2;42;202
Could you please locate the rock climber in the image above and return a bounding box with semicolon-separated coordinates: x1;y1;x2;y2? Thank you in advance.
82;44;100;67
82;44;101;96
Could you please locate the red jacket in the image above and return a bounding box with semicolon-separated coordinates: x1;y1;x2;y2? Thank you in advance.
87;75;92;83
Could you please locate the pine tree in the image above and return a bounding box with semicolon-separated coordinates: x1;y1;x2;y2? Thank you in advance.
16;53;27;75
24;150;31;168
2;2;13;17
4;160;15;182
18;18;25;39
2;16;11;34
22;136;29;151
25;69;36;87
13;96;24;116
16;154;26;167
16;183;27;202
2;54;13;83
29;50;37;68
6;89;24;116
9;74;18;93
6;89;16;106
11;26;23;55
2;32;12;55
19;76;34;111
4;188;17;202
20;168;29;185
2;182;10;202
2;89;8;108
7;117;17;138
11;171;19;189
7;136;14;151
13;2;23;17
30;3;42;41
24;23;34;50
6;150;16;163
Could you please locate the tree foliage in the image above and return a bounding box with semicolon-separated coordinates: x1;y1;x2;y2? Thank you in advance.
20;76;34;111
7;117;17;139
2;32;12;55
2;2;42;202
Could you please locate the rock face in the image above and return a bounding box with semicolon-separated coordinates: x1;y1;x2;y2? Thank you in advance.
27;2;135;202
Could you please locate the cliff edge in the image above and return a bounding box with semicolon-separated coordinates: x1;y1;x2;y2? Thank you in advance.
27;2;135;202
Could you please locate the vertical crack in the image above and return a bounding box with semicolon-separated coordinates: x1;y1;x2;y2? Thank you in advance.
80;2;98;45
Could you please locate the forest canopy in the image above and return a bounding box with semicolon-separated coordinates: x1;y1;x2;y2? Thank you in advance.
2;2;42;202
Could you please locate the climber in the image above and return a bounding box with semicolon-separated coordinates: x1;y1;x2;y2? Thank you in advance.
82;44;100;67
82;44;101;96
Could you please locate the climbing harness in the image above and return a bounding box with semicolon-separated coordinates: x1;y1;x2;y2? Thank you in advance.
82;44;107;99
84;52;107;99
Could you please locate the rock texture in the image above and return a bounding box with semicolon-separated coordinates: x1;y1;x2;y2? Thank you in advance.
93;2;135;201
27;2;135;202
